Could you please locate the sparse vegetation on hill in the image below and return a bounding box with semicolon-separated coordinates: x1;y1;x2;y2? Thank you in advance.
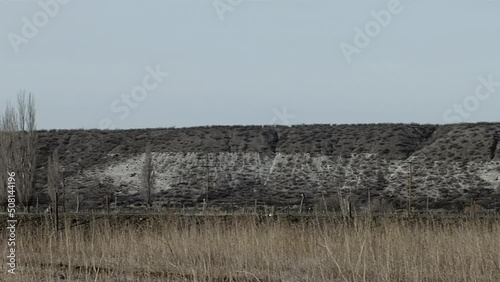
24;123;500;212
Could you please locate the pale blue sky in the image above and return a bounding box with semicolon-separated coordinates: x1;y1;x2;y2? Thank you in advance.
1;0;499;129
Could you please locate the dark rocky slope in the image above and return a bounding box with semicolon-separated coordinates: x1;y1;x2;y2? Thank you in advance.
31;123;500;212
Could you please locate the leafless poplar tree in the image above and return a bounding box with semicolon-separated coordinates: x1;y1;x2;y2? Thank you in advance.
0;103;17;210
47;148;60;210
0;91;38;212
17;92;37;211
141;142;155;207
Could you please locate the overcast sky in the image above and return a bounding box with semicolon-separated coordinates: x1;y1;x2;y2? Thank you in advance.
1;0;499;130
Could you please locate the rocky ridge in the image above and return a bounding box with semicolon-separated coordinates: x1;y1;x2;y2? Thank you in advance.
32;123;500;212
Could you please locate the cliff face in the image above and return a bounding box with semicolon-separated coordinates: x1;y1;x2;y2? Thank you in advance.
33;123;500;211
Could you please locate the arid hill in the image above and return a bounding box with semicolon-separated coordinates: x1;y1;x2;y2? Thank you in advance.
32;123;500;212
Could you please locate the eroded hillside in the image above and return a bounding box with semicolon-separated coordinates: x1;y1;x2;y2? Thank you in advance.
32;123;500;212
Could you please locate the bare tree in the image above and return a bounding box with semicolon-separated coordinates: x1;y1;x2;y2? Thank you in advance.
47;147;61;230
15;92;38;211
0;117;8;210
141;142;156;207
47;148;60;210
0;92;38;212
0;103;18;210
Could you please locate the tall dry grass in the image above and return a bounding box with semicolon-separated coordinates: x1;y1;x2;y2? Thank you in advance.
1;215;499;281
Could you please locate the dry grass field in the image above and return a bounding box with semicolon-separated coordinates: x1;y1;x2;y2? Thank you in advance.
1;214;500;281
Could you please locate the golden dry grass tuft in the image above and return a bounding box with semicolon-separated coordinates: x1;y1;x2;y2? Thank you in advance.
1;215;500;281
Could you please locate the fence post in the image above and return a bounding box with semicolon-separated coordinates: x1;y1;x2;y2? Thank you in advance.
106;195;110;214
55;192;59;231
76;194;80;213
300;194;305;214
